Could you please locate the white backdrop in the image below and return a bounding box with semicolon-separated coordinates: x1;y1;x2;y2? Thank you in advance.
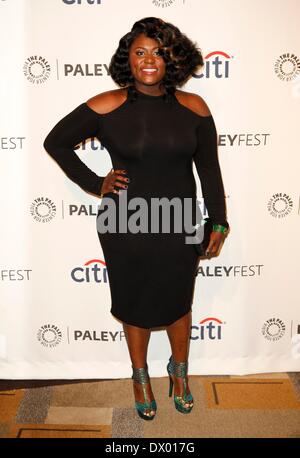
1;0;300;379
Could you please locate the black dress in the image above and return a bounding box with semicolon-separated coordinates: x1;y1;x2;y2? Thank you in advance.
43;86;229;328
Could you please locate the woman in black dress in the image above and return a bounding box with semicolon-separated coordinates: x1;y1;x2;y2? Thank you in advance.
43;17;229;421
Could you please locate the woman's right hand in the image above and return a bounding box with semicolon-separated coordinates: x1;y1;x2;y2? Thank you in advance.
100;168;129;196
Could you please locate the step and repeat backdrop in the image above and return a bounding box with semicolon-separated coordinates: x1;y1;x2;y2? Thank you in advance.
1;0;300;378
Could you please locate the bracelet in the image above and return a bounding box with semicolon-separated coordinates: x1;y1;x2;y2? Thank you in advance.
212;224;229;234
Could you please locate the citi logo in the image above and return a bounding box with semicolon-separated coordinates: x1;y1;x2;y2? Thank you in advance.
71;259;108;283
191;317;225;340
193;51;232;79
74;138;104;151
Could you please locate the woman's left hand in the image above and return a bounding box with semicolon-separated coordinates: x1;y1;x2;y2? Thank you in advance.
205;231;227;257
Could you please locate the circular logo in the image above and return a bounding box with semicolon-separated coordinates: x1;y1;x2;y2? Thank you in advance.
274;53;300;81
152;0;177;7
37;324;62;348
30;197;56;223
267;193;293;218
23;56;51;84
262;318;285;342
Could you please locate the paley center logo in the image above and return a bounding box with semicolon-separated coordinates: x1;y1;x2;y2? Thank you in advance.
267;192;293;218
193;51;232;79
24;56;109;80
274;53;300;82
30;197;56;222
23;56;51;84
261;318;285;342
37;324;63;348
152;0;180;7
191;317;226;340
71;259;108;283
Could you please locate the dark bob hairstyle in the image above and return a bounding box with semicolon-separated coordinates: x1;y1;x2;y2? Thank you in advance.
108;17;204;102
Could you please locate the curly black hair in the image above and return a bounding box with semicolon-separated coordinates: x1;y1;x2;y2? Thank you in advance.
108;17;204;103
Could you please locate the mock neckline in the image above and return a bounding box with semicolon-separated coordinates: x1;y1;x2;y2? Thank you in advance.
134;86;166;99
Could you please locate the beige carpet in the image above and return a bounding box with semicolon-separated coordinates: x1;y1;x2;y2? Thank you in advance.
1;372;300;438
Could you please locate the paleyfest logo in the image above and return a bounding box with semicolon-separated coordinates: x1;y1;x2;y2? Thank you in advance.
23;56;51;84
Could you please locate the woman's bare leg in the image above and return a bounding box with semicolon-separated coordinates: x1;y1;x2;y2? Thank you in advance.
123;322;156;416
166;310;193;408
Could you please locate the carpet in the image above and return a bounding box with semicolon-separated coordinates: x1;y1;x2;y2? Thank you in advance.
0;372;300;438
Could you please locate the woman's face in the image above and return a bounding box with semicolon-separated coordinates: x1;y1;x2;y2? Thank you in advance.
128;33;166;89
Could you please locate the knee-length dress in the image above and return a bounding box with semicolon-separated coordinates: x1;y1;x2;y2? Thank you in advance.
43;86;228;328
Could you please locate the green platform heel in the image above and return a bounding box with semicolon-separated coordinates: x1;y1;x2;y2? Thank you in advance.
132;364;157;420
167;355;194;414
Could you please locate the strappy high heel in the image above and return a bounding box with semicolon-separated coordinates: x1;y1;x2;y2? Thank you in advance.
167;355;194;414
132;364;157;420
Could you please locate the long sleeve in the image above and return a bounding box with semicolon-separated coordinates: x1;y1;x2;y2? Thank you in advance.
193;115;229;226
43;103;105;196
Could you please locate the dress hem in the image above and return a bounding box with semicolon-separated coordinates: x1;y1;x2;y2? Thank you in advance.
110;306;193;329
